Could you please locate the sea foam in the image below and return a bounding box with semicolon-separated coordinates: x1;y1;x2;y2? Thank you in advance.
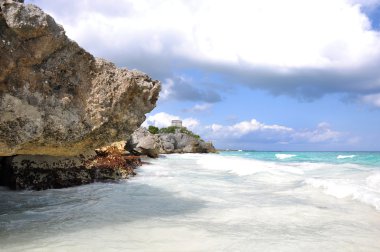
196;154;304;176
305;172;380;210
195;153;380;211
2;153;380;252
275;153;297;160
337;155;356;159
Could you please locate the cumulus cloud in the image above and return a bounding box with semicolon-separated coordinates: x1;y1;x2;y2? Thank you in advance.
183;103;213;113
292;122;343;143
26;0;380;104
38;0;380;68
205;119;348;145
207;119;293;139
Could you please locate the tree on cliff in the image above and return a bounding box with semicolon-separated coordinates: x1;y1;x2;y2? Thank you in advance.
148;126;159;134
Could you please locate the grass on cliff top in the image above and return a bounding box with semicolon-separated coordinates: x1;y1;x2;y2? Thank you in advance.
148;125;201;140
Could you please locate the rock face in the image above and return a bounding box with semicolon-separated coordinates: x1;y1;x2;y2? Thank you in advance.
0;1;160;190
125;128;160;158
126;128;217;157
0;147;141;190
158;133;216;154
0;0;160;157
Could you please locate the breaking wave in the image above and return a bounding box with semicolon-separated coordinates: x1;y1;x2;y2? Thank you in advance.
275;153;297;160
305;172;380;210
337;155;356;159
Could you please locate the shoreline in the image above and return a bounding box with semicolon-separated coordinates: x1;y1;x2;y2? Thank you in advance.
0;152;217;191
1;152;380;251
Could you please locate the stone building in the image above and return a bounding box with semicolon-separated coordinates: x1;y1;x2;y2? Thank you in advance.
171;120;182;127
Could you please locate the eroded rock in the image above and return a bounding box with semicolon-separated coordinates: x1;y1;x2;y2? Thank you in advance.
158;133;217;154
0;148;141;190
0;1;160;157
126;128;217;156
125;128;160;158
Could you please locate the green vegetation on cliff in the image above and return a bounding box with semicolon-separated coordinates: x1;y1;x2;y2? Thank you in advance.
148;126;159;134
148;126;201;140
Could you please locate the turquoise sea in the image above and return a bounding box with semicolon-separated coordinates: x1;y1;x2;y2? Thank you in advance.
1;151;380;251
223;150;380;166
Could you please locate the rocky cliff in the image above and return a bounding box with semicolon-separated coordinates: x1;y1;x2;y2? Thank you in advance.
0;1;160;189
126;128;217;158
0;0;160;157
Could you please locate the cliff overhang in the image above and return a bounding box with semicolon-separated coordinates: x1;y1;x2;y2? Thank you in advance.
0;0;161;189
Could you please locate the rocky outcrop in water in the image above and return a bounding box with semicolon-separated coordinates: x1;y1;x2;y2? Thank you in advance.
158;133;216;154
0;0;160;157
0;1;160;190
126;128;217;157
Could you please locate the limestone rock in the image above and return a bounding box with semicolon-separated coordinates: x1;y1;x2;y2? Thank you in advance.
96;141;128;155
126;128;217;156
125;128;160;158
158;133;217;154
0;147;141;190
0;1;160;157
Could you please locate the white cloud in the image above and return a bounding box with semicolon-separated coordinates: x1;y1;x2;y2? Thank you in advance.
182;118;200;129
29;0;380;103
232;119;293;135
41;0;380;69
205;119;347;144
292;122;343;143
184;103;212;113
206;119;293;138
143;112;199;130
360;93;380;107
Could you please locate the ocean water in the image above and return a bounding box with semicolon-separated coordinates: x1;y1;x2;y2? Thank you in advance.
1;151;380;251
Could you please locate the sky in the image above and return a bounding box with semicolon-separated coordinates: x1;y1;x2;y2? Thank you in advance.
26;0;380;151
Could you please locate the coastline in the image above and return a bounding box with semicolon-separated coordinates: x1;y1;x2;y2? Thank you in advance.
1;152;380;251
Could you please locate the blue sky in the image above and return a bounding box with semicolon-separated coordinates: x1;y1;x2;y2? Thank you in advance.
27;0;380;150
